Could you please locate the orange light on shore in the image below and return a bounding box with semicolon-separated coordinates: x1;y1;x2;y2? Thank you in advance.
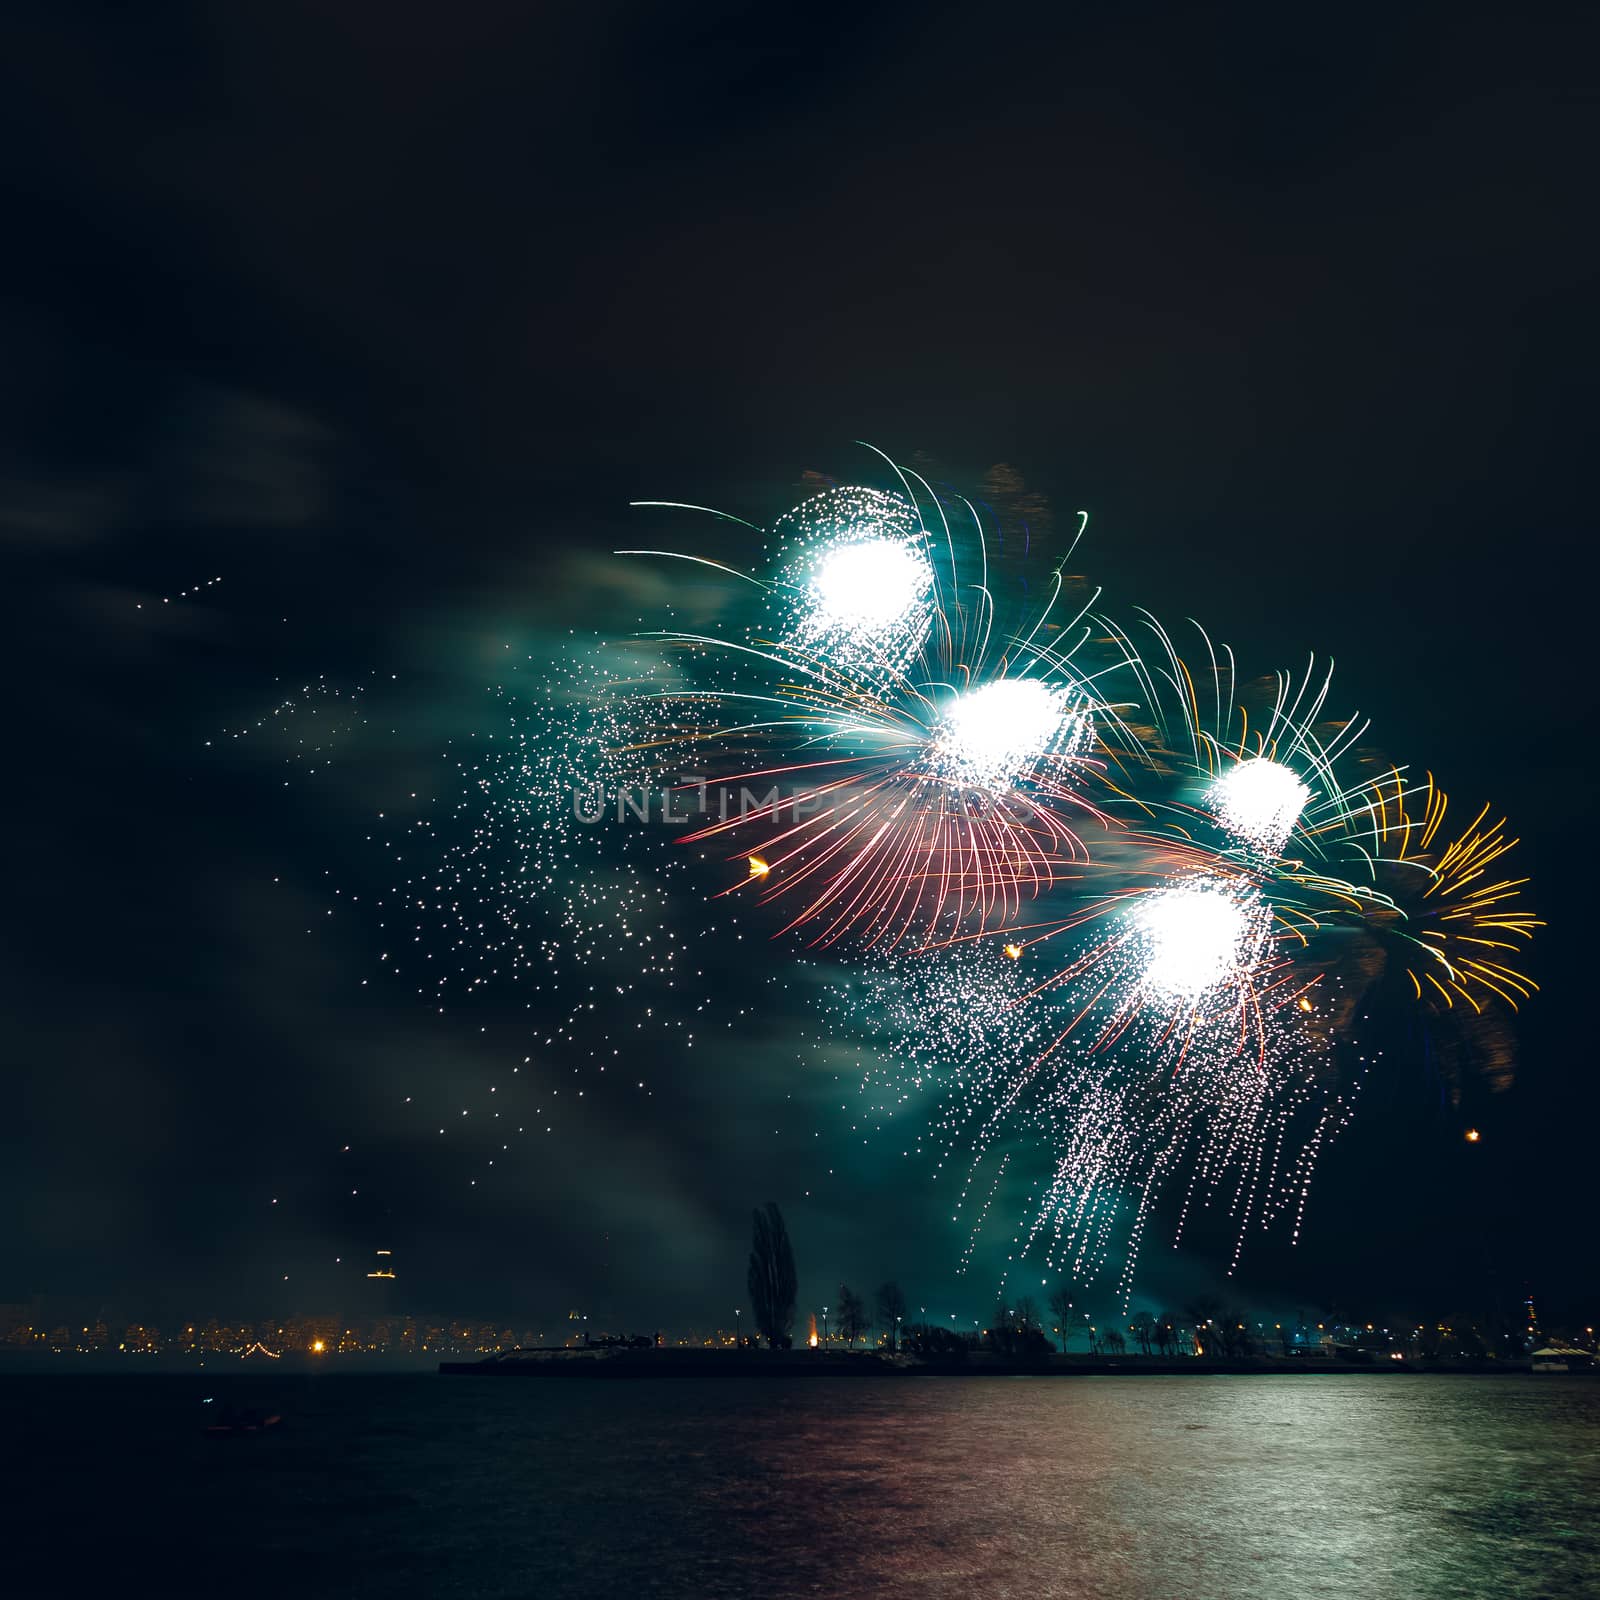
1464;1128;1481;1143
311;1339;326;1353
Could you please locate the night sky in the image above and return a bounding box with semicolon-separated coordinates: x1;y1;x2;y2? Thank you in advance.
3;6;1594;1332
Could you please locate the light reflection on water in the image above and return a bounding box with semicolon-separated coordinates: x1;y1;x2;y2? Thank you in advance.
7;1374;1597;1597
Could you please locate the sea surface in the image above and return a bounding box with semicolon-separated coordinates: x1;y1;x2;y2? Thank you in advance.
5;1372;1597;1598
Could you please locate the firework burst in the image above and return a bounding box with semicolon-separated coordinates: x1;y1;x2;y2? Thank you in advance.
800;600;1395;1298
250;447;1542;1308
765;485;936;688
1342;772;1541;1015
622;468;1119;947
1095;612;1377;862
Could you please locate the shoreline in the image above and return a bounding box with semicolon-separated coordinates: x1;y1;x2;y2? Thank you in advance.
1;1359;1587;1380
437;1349;1568;1379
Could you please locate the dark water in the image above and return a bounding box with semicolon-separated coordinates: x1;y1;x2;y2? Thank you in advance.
5;1373;1597;1598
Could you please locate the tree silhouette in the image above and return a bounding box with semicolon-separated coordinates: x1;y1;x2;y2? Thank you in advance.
746;1203;797;1348
1217;1312;1248;1358
875;1281;908;1350
1154;1312;1180;1356
1129;1311;1155;1355
1047;1284;1075;1351
986;1300;1051;1363
836;1284;867;1345
1185;1297;1223;1356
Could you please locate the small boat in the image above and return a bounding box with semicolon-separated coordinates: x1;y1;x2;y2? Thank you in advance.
1531;1346;1592;1373
202;1406;283;1437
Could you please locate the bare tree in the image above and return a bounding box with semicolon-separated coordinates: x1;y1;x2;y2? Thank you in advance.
1129;1311;1155;1355
1102;1328;1126;1356
986;1299;1050;1362
746;1203;798;1348
1217;1314;1252;1358
875;1281;908;1350
1154;1313;1180;1357
1047;1285;1075;1352
1185;1297;1223;1356
836;1284;867;1345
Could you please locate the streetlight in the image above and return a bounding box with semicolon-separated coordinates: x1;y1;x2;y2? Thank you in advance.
735;1308;740;1348
822;1305;829;1347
